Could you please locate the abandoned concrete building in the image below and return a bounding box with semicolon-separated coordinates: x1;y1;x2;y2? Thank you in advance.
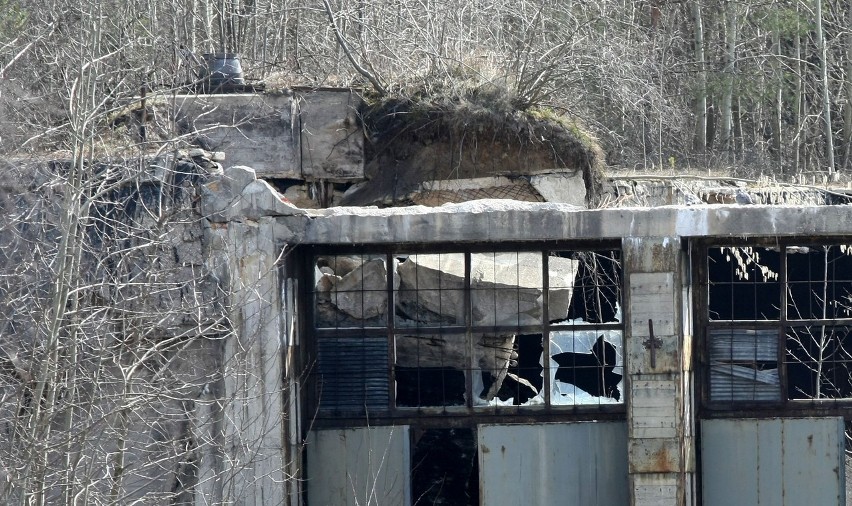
7;89;852;505
175;89;852;505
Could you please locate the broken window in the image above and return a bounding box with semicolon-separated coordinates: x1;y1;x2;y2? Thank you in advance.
703;242;852;403
307;245;623;419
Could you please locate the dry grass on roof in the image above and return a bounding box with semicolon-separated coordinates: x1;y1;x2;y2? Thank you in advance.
352;85;605;206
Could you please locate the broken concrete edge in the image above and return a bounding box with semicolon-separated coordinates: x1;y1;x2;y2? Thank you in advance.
199;168;852;244
201;165;306;222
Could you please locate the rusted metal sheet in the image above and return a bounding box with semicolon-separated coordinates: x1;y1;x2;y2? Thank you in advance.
306;426;410;506
478;421;628;505
701;417;845;506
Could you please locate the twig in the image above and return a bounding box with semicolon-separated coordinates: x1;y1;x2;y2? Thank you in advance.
320;0;387;96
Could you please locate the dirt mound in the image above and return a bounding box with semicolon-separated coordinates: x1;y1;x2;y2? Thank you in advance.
342;88;605;206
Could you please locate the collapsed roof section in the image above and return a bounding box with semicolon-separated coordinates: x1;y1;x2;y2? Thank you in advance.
167;88;602;209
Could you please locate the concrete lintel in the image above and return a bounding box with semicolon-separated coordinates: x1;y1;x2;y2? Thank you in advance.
624;237;682;273
290;202;852;246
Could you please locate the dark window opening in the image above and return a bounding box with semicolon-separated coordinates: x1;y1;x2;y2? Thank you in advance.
396;366;466;408
786;325;852;400
703;242;852;404
411;428;479;506
480;333;542;405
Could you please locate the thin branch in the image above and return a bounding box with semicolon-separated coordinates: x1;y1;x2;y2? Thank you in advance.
320;0;387;96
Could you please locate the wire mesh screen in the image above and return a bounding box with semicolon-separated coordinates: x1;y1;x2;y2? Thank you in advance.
309;246;623;417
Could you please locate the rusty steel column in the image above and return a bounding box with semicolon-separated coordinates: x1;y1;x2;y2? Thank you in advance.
623;236;695;506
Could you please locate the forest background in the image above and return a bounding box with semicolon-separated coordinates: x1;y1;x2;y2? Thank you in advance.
1;0;851;177
0;1;849;503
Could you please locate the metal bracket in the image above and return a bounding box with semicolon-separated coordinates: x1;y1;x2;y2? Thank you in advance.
643;319;663;368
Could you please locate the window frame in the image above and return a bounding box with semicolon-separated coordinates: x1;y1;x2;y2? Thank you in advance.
696;237;852;416
301;240;627;428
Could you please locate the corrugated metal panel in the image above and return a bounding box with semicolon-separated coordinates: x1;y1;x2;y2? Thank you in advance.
306;426;410;506
316;337;388;412
709;364;780;401
478;421;629;506
708;329;780;402
702;417;846;506
708;328;777;361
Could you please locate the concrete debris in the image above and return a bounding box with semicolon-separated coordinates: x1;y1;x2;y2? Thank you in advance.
331;258;399;320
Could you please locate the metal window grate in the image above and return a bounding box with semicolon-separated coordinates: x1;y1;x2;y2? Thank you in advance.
315;336;389;413
703;242;852;405
309;246;624;419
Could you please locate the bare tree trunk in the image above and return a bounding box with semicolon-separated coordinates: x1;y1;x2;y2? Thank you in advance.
692;0;707;157
844;0;852;170
815;0;835;174
794;16;804;174
721;0;737;156
771;9;783;173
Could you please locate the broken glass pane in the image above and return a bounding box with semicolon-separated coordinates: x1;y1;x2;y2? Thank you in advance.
549;328;623;405
554;250;622;323
472;332;529;407
475;333;543;407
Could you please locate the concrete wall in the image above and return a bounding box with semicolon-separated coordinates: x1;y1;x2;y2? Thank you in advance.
202;165;852;505
174;90;364;182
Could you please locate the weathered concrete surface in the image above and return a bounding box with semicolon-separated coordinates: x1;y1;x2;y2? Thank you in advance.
205;216;287;506
206;168;852;244
530;171;587;205
285;201;852;246
201;165;306;222
297;89;364;182
175;94;300;178
174;90;364;182
623;236;691;506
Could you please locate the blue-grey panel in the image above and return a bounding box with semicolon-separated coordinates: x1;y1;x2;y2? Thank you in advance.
306;426;410;506
316;336;388;413
702;417;845;506
478;421;629;506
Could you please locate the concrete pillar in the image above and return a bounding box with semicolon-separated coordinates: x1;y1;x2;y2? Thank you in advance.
623;237;695;506
219;218;287;506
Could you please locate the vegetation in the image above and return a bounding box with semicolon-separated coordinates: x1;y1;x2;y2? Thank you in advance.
2;0;852;176
0;0;851;503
